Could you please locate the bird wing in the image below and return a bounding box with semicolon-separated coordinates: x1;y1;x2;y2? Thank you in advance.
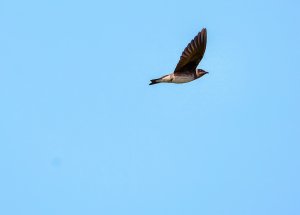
174;28;207;74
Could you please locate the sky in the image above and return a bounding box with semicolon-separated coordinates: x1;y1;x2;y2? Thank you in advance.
0;0;300;214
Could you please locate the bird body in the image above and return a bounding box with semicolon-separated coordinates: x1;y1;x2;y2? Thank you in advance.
149;69;208;85
150;28;208;85
150;73;193;85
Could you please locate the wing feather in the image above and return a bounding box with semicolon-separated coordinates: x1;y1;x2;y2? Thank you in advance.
174;28;207;74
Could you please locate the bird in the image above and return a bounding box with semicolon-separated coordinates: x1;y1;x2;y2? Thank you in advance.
149;28;208;85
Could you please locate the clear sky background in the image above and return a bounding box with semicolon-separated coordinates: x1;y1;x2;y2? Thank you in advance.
0;0;300;214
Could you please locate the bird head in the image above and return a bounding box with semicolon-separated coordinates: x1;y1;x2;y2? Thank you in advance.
196;69;209;78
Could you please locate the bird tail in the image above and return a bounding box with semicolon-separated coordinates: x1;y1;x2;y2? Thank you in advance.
149;78;161;85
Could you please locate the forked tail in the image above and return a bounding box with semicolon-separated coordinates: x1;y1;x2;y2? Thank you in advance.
149;78;161;85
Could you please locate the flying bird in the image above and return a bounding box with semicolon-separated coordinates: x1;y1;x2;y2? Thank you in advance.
149;28;208;85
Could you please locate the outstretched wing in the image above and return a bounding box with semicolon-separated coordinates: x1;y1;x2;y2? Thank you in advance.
174;28;207;74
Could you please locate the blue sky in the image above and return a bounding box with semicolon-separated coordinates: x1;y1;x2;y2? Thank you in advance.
0;0;300;214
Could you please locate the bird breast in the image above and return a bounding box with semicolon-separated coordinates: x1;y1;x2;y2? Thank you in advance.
172;74;195;83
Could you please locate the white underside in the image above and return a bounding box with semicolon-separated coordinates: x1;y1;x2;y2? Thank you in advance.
161;74;194;84
172;75;195;83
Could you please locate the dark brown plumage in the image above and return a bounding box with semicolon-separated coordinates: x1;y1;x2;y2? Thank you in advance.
174;28;207;74
149;28;208;85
